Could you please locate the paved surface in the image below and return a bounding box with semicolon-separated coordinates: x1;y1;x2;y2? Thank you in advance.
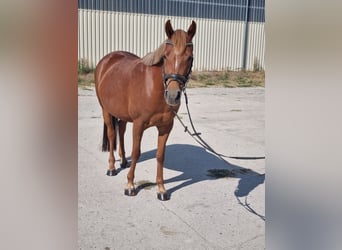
78;87;265;250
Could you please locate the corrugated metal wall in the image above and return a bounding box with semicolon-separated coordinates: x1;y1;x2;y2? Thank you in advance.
78;9;265;71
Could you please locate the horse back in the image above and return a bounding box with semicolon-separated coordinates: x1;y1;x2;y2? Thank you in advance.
95;51;139;86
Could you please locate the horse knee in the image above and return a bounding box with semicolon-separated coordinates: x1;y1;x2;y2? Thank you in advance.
156;153;164;164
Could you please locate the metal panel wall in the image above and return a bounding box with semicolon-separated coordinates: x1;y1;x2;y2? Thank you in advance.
78;0;265;23
78;9;265;71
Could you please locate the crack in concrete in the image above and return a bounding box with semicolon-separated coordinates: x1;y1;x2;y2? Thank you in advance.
158;202;224;250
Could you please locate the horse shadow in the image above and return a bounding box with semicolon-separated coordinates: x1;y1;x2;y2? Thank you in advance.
125;144;265;219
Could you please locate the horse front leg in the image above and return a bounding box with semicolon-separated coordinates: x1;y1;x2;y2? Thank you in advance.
156;124;173;201
124;121;144;196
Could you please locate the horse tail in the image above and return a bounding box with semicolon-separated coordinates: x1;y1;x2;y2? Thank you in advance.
102;116;118;152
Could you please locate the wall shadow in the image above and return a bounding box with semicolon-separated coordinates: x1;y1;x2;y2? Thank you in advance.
128;143;265;219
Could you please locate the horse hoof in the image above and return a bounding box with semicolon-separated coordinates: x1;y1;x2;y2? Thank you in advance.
106;169;117;176
157;192;170;201
124;188;136;196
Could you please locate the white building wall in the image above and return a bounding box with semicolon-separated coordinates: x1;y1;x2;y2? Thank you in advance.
78;9;265;71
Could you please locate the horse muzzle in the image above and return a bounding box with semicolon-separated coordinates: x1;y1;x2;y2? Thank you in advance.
164;89;182;106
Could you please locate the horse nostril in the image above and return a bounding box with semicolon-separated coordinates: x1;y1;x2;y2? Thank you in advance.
175;91;181;100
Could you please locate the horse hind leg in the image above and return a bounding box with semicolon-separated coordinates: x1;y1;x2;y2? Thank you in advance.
102;111;118;176
118;120;128;169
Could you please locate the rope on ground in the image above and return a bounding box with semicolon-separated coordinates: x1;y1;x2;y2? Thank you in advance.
173;91;265;161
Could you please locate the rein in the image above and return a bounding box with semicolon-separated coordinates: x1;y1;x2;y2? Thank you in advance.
173;91;265;161
162;39;264;161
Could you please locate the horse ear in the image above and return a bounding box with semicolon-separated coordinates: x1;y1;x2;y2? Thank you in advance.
187;20;197;40
165;20;174;39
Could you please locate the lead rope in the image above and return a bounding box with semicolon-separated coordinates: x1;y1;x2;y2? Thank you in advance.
173;91;266;221
173;90;265;161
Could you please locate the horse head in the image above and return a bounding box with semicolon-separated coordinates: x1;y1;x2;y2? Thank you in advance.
162;20;196;106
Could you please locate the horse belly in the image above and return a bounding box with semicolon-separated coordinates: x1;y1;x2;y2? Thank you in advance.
98;70;133;122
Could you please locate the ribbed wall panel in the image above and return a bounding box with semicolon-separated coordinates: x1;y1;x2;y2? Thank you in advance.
78;9;265;71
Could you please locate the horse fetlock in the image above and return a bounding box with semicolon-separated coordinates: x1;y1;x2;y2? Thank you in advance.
157;182;166;190
108;160;115;170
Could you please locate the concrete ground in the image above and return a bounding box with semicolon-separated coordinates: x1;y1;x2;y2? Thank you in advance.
78;87;265;250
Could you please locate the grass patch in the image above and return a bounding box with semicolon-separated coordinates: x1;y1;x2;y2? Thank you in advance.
78;59;95;87
189;70;265;88
78;58;94;74
78;72;95;87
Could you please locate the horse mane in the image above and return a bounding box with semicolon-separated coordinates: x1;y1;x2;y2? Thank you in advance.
141;41;166;66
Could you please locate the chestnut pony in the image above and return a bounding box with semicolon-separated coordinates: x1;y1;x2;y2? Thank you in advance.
95;20;196;200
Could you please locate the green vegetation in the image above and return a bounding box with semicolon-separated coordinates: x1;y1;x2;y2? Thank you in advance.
189;70;265;88
78;58;94;74
78;59;95;87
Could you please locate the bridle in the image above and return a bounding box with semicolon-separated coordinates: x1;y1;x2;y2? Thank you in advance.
162;40;194;91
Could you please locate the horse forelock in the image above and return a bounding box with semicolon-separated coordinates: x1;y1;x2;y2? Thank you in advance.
171;30;187;55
